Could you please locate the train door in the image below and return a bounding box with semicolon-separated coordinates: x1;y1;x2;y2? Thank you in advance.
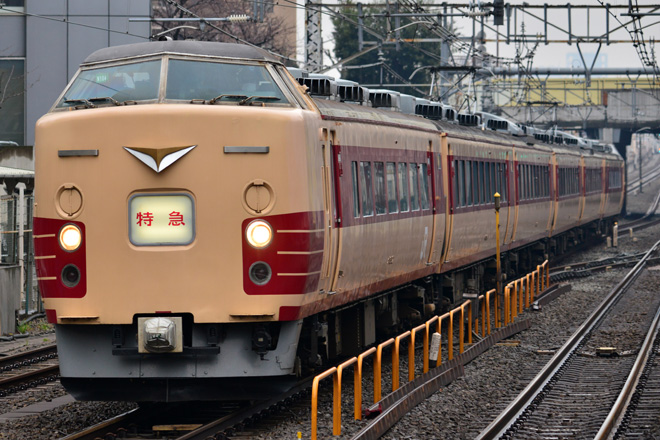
319;129;342;294
546;157;555;233
427;141;443;266
441;140;454;264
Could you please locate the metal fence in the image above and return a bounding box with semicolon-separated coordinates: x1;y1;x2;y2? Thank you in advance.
0;194;38;314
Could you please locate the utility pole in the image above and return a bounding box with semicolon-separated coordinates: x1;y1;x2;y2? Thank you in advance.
305;0;323;72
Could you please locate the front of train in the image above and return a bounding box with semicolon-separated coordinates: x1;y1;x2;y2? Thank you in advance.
33;41;324;401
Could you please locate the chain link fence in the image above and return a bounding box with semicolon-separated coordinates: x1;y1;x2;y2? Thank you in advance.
0;194;38;314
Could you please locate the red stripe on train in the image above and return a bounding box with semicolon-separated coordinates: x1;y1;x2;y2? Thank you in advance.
242;211;324;295
33;217;87;299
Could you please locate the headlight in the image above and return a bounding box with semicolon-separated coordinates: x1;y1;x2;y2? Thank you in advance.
59;224;82;252
246;220;273;249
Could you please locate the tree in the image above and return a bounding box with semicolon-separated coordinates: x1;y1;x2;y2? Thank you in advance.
152;0;296;60
0;60;25;145
331;1;448;97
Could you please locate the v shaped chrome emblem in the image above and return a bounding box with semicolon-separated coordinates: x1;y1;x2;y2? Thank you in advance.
124;145;196;173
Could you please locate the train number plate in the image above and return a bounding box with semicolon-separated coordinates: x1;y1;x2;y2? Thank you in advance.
128;193;195;246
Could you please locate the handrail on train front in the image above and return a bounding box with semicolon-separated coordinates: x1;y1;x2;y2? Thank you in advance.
310;260;551;439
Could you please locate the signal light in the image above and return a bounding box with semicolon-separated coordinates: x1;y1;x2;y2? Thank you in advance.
493;0;504;26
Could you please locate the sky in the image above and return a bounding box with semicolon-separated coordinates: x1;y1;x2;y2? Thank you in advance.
295;0;660;78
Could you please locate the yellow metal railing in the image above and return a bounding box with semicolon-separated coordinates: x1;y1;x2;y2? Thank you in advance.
311;260;550;439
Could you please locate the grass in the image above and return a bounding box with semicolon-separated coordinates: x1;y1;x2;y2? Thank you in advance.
16;318;54;335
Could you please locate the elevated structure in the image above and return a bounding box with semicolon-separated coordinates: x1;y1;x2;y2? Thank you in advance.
485;77;660;131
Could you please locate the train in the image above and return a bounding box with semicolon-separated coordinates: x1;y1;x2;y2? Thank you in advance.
33;40;624;402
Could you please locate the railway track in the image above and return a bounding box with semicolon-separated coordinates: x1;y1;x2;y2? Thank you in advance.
62;378;313;440
549;253;660;283
626;162;660;195
0;345;59;397
619;186;660;233
609;312;660;439
476;238;660;439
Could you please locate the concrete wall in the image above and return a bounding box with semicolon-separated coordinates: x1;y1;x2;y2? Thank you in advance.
0;145;33;170
0;265;19;335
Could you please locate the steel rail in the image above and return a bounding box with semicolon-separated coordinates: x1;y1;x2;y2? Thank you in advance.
0;364;59;387
595;292;660;439
549;256;660;284
60;409;140;440
176;377;315;440
475;238;660;440
619;188;660;235
626;164;660;195
0;344;57;371
549;253;646;273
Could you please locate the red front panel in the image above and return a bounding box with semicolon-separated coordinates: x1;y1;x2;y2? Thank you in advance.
242;211;324;295
33;217;87;299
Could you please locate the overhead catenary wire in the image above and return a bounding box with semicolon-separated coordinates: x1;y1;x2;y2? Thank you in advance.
595;0;659;86
0;5;150;40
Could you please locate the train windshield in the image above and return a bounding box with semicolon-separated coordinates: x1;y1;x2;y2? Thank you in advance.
165;59;289;105
56;60;161;108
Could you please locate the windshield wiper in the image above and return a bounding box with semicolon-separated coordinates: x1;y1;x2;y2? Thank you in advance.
64;99;96;109
88;96;122;106
238;96;282;106
208;94;248;105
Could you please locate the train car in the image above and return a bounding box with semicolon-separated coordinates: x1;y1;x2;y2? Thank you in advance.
33;40;624;402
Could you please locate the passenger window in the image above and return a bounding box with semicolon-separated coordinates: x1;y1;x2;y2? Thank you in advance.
490;163;496;202
351;161;360;217
360;161;374;216
483;162;493;203
465;161;472;206
409;163;420;211
374;162;386;215
457;160;465;207
398;163;409;212
499;163;507;203
386;162;398;213
474;162;486;205
420;163;430;210
527;165;531;199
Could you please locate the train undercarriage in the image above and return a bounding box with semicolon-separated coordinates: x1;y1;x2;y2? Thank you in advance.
297;218;616;372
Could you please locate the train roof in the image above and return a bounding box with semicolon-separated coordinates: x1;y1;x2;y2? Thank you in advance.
83;41;280;65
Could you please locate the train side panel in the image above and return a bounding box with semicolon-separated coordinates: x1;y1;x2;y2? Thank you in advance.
551;149;582;235
511;145;554;246
603;159;625;218
315;116;437;309
443;137;511;271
